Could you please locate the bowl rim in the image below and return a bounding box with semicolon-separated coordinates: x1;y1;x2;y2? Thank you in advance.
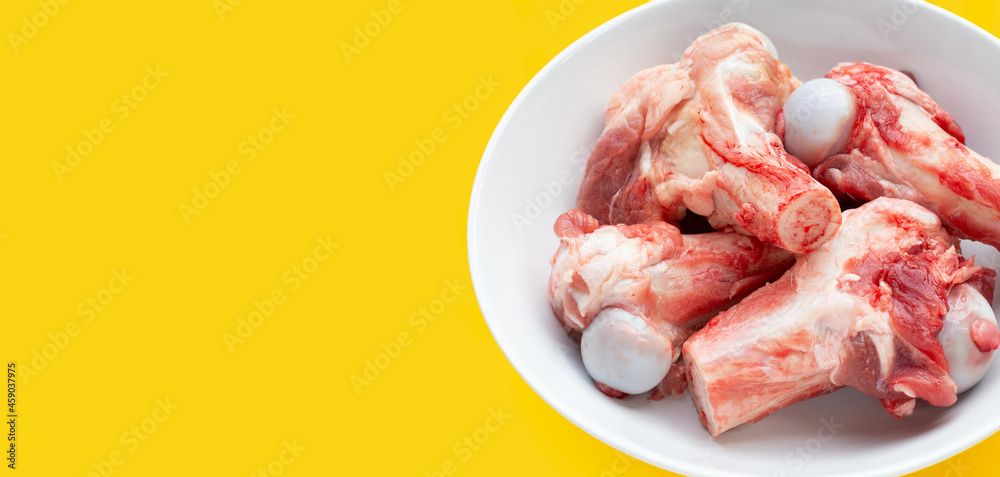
467;1;1000;475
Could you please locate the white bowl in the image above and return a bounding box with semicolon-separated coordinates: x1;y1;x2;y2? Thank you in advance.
467;1;1000;475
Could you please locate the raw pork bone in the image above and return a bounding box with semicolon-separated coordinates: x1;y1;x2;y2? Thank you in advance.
575;23;841;254
547;209;794;398
683;198;996;437
811;62;1000;249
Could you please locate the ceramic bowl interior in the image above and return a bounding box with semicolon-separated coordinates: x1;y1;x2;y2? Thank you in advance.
468;1;1000;475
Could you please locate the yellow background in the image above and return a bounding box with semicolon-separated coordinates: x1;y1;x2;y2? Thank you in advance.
1;0;998;475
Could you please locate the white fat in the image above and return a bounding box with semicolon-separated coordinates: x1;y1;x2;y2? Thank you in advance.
783;78;857;167
667;119;689;135
717;56;762;147
578;228;624;256
740;24;780;60
838;273;861;284
637;143;653;175
581;308;672;394
939;284;998;393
